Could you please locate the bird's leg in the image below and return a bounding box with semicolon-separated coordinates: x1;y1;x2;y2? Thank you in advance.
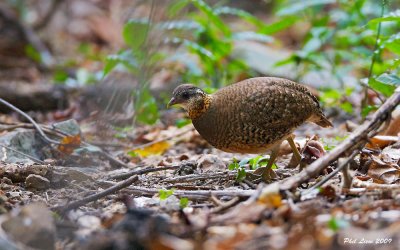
253;143;281;182
265;144;280;170
286;135;302;167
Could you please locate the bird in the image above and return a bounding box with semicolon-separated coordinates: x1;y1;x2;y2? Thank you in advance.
168;77;332;180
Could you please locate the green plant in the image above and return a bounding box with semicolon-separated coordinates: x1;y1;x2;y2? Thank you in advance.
179;197;189;208
228;158;247;182
164;0;275;88
159;189;175;200
274;0;400;115
103;17;162;125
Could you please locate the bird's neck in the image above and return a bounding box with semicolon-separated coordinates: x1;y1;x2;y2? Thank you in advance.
188;94;212;120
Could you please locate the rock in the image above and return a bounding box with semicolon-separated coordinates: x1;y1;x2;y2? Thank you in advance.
197;154;226;172
25;174;50;190
0;203;55;250
0;129;52;164
52;119;81;136
66;169;93;182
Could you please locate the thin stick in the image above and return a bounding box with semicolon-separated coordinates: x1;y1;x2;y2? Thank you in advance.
107;165;181;180
52;175;139;213
301;150;359;195
353;178;400;191
0;98;59;144
0;143;45;164
126;186;255;200
162;171;236;183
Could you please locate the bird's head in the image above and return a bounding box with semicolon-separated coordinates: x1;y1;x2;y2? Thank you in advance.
168;84;211;119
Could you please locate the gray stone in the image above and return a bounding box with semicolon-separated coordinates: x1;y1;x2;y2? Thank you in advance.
25;174;50;190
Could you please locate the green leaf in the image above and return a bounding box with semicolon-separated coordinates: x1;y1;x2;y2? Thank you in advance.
232;32;273;43
214;6;264;28
167;0;190;17
327;217;349;232
159;189;175;200
179;197;189;208
175;118;192;128
238;158;250;167
157;20;202;31
375;73;400;86
277;0;335;16
25;45;42;63
136;89;159;125
369;73;400;97
236;168;246;182
259;16;298;35
368;9;400;24
361;105;378;118
191;0;231;36
228;158;239;170
123;19;149;51
381;33;400;55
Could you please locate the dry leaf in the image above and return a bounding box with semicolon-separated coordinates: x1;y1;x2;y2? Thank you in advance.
367;155;400;184
258;182;282;208
58;134;82;154
130;141;170;157
366;135;399;149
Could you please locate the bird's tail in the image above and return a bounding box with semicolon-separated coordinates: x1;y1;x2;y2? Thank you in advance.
315;114;333;128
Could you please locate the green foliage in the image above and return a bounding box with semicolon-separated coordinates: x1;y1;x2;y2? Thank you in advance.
274;0;400;112
175;118;192;128
163;0;276;88
327;216;349;232
179;197;189;208
159;189;175;200
103;18;161;125
320;87;354;114
228;158;246;182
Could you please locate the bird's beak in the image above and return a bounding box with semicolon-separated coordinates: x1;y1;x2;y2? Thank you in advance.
167;97;177;108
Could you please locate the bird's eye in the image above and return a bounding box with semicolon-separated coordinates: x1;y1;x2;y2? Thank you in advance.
182;92;190;99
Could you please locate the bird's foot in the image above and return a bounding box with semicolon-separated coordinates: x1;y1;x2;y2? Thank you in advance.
254;166;277;183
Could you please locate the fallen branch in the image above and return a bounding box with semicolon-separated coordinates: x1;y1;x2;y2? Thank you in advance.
107;165;180;180
352;178;400;191
162;171;237;183
52;175;139;214
269;86;400;193
126;186;255;200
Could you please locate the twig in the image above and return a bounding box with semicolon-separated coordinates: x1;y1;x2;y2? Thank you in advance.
0;98;60;144
162;171;237;183
210;197;241;213
52;175;139;213
107;165;180;180
352;178;400;191
33;0;64;31
301;150;359;195
267;86;400;193
0;143;45;164
126;186;255;200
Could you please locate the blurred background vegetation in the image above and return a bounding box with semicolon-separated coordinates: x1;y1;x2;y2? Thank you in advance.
1;0;399;126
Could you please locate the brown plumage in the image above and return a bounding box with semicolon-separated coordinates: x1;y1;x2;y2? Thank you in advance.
168;77;332;156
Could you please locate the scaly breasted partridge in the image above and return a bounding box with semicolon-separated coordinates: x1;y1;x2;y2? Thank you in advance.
168;77;332;178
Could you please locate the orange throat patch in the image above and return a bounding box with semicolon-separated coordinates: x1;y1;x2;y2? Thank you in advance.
188;95;212;119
